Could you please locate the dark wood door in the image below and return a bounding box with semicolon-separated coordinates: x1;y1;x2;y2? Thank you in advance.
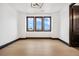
71;6;79;46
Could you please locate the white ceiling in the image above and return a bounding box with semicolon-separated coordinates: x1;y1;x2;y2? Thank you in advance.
9;3;69;13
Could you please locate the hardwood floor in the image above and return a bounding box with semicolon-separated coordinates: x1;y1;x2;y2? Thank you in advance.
0;39;79;56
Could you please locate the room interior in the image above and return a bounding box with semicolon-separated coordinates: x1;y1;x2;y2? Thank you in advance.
0;3;79;56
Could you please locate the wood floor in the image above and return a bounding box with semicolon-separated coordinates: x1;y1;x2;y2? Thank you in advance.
0;39;79;56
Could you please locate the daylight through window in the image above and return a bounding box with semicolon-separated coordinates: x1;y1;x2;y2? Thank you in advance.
27;16;51;32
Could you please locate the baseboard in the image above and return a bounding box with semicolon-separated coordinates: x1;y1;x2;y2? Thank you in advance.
19;37;59;40
18;38;27;40
26;37;53;39
50;38;59;40
0;39;19;49
51;38;69;46
18;37;53;39
58;38;69;46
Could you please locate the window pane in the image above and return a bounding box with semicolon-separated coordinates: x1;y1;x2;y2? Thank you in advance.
44;17;50;31
27;18;34;31
36;18;42;30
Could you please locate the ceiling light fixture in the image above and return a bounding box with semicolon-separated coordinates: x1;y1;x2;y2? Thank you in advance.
31;3;43;8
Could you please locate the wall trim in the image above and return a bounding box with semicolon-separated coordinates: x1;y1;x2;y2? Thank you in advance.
26;37;53;39
58;38;69;46
19;37;54;39
0;39;19;49
0;37;70;49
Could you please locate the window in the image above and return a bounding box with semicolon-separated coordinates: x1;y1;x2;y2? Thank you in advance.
27;17;34;31
27;16;51;32
36;17;42;31
44;17;51;31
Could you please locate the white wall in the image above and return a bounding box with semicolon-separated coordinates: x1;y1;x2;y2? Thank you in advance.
17;4;70;44
0;3;70;46
59;4;69;44
18;12;60;38
0;4;18;46
14;3;70;44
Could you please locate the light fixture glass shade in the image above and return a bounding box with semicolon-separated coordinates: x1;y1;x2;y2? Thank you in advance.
31;3;43;8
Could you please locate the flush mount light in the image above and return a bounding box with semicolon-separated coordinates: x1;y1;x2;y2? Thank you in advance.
31;3;43;8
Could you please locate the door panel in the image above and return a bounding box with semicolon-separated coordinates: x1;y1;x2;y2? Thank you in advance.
71;6;79;46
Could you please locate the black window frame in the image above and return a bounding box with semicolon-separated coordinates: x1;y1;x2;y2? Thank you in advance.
26;16;51;32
